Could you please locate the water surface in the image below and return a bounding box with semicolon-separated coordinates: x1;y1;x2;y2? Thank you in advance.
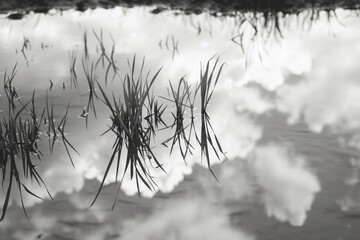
1;7;360;240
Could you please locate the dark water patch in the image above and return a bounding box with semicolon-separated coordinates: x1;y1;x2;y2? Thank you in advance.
2;0;360;16
6;12;25;20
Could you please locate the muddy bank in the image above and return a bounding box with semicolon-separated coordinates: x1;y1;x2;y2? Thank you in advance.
1;0;360;17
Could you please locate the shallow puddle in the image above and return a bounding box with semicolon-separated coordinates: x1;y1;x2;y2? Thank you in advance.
1;6;360;240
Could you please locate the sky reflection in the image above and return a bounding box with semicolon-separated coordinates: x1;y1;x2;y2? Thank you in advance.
1;6;360;240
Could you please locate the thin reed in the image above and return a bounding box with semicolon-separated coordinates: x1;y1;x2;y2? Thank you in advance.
82;57;98;128
69;50;79;89
160;77;195;162
92;55;164;203
198;56;226;178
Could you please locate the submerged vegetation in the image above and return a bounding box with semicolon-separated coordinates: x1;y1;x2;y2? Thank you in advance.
91;54;226;204
0;27;227;221
2;0;343;223
1;4;360;240
198;57;226;176
0;1;348;223
93;56;165;204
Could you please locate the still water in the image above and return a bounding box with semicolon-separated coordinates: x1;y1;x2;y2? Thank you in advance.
0;6;360;240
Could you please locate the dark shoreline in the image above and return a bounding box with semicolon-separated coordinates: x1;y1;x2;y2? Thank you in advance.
1;0;360;18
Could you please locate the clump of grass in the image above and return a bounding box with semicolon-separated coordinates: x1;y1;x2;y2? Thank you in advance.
90;55;227;203
0;103;49;222
0;65;78;222
144;92;167;142
92;55;164;203
0;66;48;222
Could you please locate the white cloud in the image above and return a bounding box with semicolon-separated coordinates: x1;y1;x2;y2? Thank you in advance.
276;76;360;133
4;183;124;240
203;88;263;161
250;144;321;226
0;153;85;208
194;143;321;227
7;208;57;240
273;11;360;135
239;39;312;91
195;159;255;206
119;148;194;198
1;142;321;240
120;199;255;240
210;113;262;160
4;181;255;240
231;86;274;114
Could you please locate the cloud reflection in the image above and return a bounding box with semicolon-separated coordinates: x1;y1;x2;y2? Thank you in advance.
120;199;255;240
2;5;360;240
277;75;360;133
195;142;321;227
239;39;312;91
250;144;321;226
